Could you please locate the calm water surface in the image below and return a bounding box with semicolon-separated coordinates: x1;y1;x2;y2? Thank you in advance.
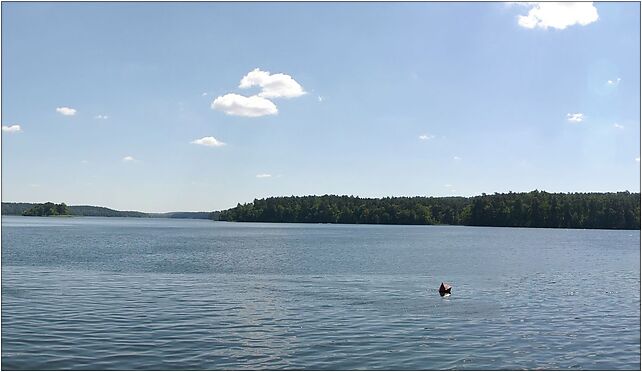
2;216;640;370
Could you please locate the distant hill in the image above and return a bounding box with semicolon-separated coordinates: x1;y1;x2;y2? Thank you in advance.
2;202;214;220
69;205;148;218
2;202;36;216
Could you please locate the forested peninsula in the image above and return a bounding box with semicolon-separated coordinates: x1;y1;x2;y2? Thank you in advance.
218;191;641;230
22;202;71;216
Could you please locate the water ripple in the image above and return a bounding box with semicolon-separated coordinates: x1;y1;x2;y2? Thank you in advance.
2;217;640;370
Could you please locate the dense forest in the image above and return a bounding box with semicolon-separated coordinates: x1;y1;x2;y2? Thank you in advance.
22;202;71;216
218;191;641;230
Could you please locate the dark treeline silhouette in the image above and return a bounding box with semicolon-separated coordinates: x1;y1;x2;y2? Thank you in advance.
3;203;148;218
69;205;148;218
1;202;36;216
218;191;641;230
22;202;71;216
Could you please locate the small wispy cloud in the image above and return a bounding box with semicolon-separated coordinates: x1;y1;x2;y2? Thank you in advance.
567;113;584;123
419;134;435;141
256;174;272;178
56;107;77;116
607;78;621;87
239;68;306;99
202;92;208;96
191;136;226;147
516;2;599;30
453;156;462;161
444;184;453;188
211;93;278;117
94;114;109;120
2;124;21;133
636;157;640;163
613;123;624;129
122;156;135;162
318;96;324;102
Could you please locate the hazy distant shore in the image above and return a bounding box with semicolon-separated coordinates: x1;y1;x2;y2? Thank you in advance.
1;202;214;220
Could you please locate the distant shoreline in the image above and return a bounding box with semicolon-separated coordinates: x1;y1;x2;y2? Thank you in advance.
4;190;641;230
3;214;640;231
1;202;215;220
218;191;641;230
212;218;641;231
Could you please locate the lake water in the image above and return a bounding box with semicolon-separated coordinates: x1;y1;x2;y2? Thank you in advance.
1;216;640;370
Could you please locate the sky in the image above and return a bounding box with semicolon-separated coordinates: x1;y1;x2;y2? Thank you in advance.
1;2;640;213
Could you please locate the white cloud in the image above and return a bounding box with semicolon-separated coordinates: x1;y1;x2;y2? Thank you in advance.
211;93;278;117
239;68;306;99
94;114;109;120
256;174;272;178
636;157;640;163
613;123;624;129
56;107;77;116
318;96;324;102
607;78;621;87
2;124;21;133
122;156;135;162
212;68;305;117
191;136;226;147
517;2;599;30
444;184;453;188
419;134;435;141
567;113;584;123
202;92;208;96
453;156;462;161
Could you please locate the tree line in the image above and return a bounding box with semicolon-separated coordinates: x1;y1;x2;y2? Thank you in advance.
3;203;147;217
217;191;641;230
22;202;71;216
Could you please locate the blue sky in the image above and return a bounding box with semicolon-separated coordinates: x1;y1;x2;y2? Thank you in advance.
1;2;640;212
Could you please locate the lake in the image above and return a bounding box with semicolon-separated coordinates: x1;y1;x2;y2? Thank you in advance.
1;216;640;370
